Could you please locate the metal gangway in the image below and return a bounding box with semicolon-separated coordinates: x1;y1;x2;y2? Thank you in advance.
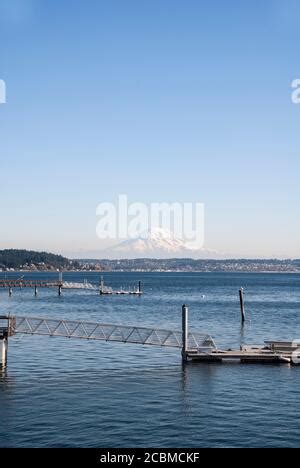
2;310;297;368
0;307;216;368
13;316;214;349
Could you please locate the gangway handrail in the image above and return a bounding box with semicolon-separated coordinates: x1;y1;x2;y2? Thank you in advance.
12;315;216;350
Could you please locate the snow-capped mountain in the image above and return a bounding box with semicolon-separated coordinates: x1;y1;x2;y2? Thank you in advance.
104;228;221;259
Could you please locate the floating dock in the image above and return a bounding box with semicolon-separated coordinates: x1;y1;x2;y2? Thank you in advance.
99;278;143;296
0;276;143;296
181;306;299;366
100;290;142;296
186;346;293;364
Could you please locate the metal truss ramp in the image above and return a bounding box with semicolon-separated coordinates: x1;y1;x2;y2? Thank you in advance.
14;316;216;349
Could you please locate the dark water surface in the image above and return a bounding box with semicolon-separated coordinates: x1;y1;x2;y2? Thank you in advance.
0;272;299;447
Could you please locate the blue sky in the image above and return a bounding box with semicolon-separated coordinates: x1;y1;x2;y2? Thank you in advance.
0;0;300;258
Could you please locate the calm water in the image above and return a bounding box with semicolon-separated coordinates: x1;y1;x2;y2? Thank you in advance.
0;272;299;448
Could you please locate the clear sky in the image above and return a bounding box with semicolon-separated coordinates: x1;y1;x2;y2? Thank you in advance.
0;0;300;258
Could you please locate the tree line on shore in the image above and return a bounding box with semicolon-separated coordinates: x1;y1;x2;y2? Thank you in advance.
0;249;76;270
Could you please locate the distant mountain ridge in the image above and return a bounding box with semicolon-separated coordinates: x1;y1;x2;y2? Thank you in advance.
103;227;222;259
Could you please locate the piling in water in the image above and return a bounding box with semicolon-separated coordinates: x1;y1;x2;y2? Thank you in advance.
182;304;189;362
239;288;246;324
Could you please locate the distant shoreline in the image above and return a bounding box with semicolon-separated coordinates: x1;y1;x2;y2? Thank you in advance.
1;250;300;274
1;269;300;274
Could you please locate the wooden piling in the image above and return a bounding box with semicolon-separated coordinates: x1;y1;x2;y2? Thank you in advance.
182;304;189;362
239;288;246;324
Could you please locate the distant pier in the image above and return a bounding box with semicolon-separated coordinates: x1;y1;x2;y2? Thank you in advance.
99;278;143;296
0;276;143;296
0;279;61;289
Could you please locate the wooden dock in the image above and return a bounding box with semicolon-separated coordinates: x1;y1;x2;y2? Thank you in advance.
0;276;143;297
100;290;142;296
186;347;293;364
181;306;299;366
99;278;143;296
